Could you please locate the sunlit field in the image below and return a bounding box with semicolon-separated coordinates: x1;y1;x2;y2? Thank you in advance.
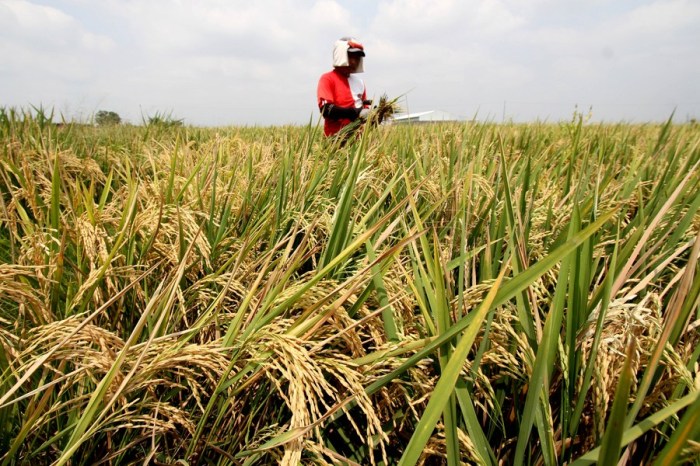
1;108;699;465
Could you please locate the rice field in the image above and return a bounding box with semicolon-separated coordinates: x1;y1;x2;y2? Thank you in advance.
1;107;699;465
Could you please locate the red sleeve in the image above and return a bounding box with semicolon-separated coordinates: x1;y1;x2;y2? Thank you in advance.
317;73;335;109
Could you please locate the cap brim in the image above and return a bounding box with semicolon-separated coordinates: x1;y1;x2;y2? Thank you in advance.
348;48;365;56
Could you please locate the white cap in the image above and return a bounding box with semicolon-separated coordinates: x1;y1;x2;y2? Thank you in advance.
332;37;365;73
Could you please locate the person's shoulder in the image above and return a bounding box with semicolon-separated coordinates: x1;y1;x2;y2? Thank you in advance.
319;70;344;88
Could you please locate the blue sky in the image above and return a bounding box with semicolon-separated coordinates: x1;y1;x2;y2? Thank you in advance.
1;0;699;126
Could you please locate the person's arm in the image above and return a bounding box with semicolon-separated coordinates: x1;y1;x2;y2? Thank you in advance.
320;102;360;120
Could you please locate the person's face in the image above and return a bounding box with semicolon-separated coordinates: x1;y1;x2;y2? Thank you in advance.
347;53;362;72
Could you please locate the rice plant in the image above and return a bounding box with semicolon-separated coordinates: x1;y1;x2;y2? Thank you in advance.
1;107;699;465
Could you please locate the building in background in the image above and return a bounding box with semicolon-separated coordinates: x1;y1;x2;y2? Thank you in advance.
389;110;458;124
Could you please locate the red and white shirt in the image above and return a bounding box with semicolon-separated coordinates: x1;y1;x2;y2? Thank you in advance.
317;69;367;136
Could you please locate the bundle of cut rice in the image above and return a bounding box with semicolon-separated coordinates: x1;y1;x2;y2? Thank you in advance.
369;94;401;126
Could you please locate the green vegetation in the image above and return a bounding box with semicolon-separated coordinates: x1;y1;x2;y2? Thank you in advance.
1;109;699;465
95;110;122;126
143;111;184;128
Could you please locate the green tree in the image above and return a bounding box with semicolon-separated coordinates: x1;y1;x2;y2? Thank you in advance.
95;110;121;126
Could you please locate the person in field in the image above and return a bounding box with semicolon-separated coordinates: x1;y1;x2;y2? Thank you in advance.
317;37;371;137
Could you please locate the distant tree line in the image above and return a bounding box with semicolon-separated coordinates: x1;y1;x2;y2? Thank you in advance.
95;110;121;126
94;110;185;127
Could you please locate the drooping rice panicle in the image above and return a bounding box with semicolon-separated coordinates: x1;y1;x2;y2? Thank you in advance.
0;106;699;465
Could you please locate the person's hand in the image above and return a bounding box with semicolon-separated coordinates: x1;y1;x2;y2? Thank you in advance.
358;108;371;120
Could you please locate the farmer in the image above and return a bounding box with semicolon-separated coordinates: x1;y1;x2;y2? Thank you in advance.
317;37;371;137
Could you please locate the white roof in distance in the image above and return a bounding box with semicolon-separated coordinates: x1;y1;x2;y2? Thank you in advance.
391;110;457;122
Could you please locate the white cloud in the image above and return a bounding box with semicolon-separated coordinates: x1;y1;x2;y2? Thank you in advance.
1;0;698;124
622;0;700;35
0;0;117;117
0;0;113;51
372;0;523;43
1;0;73;33
93;0;353;61
471;0;524;33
